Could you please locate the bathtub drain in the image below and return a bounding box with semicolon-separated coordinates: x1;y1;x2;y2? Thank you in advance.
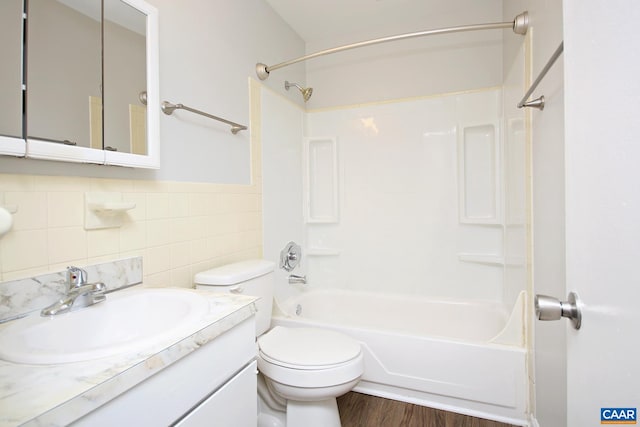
295;304;302;316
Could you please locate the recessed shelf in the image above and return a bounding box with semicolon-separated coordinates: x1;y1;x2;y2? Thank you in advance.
458;253;504;266
303;137;339;223
458;253;526;267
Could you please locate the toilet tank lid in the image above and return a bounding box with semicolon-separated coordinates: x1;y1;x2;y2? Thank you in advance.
194;259;275;285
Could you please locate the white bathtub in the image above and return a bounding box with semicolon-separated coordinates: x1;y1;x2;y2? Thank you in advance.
272;289;529;426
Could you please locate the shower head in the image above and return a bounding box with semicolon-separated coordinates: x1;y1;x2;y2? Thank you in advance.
285;81;313;102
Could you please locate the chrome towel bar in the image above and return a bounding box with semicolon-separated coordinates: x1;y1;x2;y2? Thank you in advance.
518;41;564;110
161;101;247;134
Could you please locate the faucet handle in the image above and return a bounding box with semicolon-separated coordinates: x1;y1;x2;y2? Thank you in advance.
280;241;302;272
67;266;87;288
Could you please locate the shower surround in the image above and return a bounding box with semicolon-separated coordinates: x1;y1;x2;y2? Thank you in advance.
261;84;525;306
258;81;527;424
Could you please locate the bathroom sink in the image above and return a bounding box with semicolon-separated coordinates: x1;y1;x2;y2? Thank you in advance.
0;288;210;364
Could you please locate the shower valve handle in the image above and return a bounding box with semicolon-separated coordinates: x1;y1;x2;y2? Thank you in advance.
280;241;302;272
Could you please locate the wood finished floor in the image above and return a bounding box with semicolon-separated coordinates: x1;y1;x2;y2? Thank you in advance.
337;392;517;427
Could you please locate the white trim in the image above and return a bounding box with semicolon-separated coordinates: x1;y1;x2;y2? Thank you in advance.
0;136;26;157
27;138;104;164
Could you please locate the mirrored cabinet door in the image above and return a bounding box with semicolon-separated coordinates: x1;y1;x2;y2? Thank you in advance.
103;0;159;168
27;0;102;148
0;0;26;156
103;0;147;155
20;0;159;168
26;0;105;163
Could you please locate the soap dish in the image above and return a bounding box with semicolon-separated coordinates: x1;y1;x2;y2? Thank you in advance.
85;192;137;230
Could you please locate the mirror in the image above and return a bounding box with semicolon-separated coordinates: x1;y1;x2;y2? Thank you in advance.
103;0;148;154
27;0;103;149
0;0;25;156
5;0;159;167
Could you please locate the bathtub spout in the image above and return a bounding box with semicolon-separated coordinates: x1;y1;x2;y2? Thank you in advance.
288;274;307;285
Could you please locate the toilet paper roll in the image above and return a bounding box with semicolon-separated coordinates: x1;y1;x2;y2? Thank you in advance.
0;207;13;237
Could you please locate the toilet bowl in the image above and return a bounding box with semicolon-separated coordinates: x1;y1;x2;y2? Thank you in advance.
194;260;363;427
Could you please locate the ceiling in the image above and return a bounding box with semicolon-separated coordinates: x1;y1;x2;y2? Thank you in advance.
265;0;504;45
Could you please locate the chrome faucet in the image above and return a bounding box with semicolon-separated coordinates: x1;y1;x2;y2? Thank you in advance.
288;274;307;285
41;266;107;316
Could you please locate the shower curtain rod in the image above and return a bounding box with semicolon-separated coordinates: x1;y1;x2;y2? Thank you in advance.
256;12;529;80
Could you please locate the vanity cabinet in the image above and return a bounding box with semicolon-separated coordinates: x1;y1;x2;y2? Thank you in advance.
72;317;257;426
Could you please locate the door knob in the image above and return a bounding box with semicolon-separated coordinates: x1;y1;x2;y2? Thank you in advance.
534;292;582;330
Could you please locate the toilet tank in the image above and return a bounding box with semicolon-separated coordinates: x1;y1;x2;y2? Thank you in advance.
194;260;275;336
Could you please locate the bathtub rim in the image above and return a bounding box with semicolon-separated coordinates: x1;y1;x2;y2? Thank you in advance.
273;288;526;348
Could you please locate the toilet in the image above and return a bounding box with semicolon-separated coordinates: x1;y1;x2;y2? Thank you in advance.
194;259;363;427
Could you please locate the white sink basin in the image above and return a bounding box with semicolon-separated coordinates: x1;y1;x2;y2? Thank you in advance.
0;288;210;364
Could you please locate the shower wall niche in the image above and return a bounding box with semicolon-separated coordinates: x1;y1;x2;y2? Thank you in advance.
303;137;339;223
457;123;500;224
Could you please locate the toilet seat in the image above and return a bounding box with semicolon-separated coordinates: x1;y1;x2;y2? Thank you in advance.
258;326;362;369
259;350;358;371
257;326;364;388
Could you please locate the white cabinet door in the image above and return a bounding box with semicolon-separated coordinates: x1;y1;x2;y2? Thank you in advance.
175;361;257;427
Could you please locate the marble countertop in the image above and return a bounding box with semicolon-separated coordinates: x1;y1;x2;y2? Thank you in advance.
0;288;257;427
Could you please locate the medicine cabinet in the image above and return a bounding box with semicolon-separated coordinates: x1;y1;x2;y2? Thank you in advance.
0;0;160;168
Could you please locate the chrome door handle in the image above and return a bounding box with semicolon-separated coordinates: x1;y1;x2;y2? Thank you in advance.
535;292;582;330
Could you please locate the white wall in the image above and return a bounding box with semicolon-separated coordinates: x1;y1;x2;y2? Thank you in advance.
304;0;505;109
503;1;565;426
